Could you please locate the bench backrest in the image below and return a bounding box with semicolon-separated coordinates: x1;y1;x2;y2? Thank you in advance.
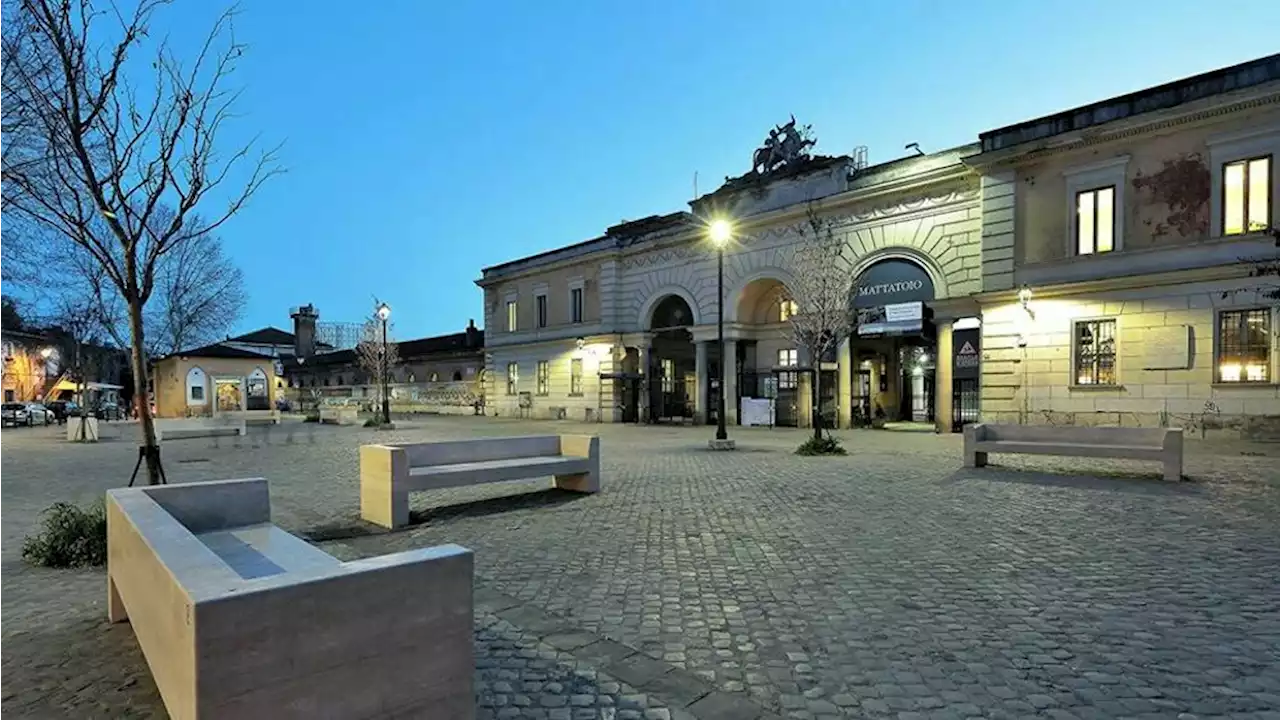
978;423;1169;446
398;435;562;467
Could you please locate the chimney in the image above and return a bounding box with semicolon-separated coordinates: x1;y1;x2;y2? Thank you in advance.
291;304;319;358
466;318;481;348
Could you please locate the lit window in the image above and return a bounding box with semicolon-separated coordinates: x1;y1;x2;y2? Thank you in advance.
506;300;518;332
429;372;438;382
570;358;583;395
1073;319;1117;385
1217;308;1271;383
536;360;549;395
779;299;798;322
536;294;548;329
570;288;584;324
506;362;518;395
661;358;675;393
778;349;798;389
1223;156;1271;236
1076;186;1115;255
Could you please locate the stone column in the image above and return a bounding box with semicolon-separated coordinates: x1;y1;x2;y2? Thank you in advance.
723;339;738;426
837;338;852;429
935;322;954;434
694;340;709;425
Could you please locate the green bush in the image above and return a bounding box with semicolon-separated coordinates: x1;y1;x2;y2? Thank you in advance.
22;501;108;568
362;417;382;428
795;435;847;456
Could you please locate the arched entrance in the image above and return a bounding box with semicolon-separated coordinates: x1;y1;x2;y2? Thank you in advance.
648;294;697;423
734;276;801;427
849;257;937;426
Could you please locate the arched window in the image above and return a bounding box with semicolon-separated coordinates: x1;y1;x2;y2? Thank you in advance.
430;372;439;382
186;367;207;405
407;372;416;384
452;370;463;381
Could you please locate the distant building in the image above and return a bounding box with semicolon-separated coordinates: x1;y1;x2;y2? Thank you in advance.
151;343;282;417
2;325;128;405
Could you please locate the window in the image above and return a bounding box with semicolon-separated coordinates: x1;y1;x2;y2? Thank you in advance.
506;362;518;395
1075;186;1115;255
570;358;583;395
1223;156;1271;236
661;358;675;393
1217;308;1271;383
190;385;205;401
453;370;463;381
570;287;584;324
506;300;518;332
779;299;798;322
407;372;416;383
536;294;548;329
1073;319;1117;385
536;360;549;395
778;349;798;389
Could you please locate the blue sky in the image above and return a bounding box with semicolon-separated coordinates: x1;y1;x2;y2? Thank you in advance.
167;0;1280;339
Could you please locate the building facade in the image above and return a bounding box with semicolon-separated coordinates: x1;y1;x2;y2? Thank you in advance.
152;344;282;417
478;136;986;430
968;54;1280;439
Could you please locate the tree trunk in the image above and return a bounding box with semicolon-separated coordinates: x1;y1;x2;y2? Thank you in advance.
812;366;822;440
126;295;161;484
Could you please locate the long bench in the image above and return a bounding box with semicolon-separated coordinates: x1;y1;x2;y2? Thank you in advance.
361;435;600;529
107;478;474;719
233;409;280;426
320;407;359;426
154;416;246;442
963;423;1184;481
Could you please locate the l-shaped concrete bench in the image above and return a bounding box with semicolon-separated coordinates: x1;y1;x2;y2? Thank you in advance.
154;416;246;442
361;435;600;529
320;407;359;426
107;478;474;719
964;423;1184;481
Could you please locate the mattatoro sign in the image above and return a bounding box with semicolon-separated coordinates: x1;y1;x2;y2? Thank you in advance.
852;259;935;336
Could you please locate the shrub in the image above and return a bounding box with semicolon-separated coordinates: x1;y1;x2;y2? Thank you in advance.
22;501;108;568
795;435;847;456
362;417;382;428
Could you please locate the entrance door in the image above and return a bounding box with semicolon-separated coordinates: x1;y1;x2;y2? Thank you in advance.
819;369;838;429
952;378;979;431
851;369;871;426
774;369;799;427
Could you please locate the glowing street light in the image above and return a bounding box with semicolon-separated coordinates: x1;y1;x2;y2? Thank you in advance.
707;217;734;446
376;302;391;423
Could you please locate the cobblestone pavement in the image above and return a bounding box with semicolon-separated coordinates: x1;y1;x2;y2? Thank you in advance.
3;417;1280;719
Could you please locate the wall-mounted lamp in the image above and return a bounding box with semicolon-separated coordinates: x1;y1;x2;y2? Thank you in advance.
1017;285;1033;309
575;337;586;350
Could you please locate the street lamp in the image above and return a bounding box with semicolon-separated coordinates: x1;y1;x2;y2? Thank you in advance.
376;302;391;424
708;218;733;444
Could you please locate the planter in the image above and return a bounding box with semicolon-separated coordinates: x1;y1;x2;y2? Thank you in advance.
67;416;100;442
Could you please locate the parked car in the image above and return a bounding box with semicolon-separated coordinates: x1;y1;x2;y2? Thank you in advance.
95;401;123;421
2;402;29;427
24;402;51;426
44;400;80;424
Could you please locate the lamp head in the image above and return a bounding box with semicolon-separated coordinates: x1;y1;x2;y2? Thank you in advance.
376;303;391;320
708;218;733;247
40;347;53;358
1017;285;1033;307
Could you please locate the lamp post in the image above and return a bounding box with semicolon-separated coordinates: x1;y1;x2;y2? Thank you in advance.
708;218;733;444
376;302;391;424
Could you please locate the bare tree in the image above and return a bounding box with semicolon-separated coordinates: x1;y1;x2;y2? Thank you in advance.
43;296;104;439
355;315;400;421
2;0;281;483
786;204;857;441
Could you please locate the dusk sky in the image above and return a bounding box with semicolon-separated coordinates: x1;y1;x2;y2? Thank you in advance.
167;0;1280;340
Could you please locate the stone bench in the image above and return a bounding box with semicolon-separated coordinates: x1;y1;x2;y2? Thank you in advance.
320;407;359;426
154;416;246;442
107;478;474;719
964;423;1183;481
234;409;280;425
361;435;600;529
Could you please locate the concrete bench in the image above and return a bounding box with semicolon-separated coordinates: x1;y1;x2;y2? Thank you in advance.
154;416;246;442
964;423;1183;481
361;435;600;529
107;478;474;719
320;407;359;426
234;409;280;426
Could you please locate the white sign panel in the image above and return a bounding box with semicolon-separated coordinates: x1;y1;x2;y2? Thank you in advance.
1142;325;1192;370
884;302;923;323
740;398;774;427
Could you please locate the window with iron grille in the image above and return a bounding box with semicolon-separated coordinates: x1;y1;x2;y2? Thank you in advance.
536;294;548;329
1217;308;1271;383
777;349;798;389
506;362;518;395
1222;156;1271;236
536;361;549;395
570;358;583;395
1073;319;1117;385
661;358;675;393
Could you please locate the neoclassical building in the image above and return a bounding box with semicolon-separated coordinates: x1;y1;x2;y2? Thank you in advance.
477;134;985;431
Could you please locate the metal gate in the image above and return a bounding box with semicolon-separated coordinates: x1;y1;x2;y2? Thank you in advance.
951;378;980;431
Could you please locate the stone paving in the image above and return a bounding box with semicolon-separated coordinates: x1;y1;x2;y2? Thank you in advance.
3;417;1280;719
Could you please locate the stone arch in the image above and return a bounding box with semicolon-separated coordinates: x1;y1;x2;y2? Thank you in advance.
849;247;950;301
727;268;800;323
638;285;702;329
185;366;207;406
